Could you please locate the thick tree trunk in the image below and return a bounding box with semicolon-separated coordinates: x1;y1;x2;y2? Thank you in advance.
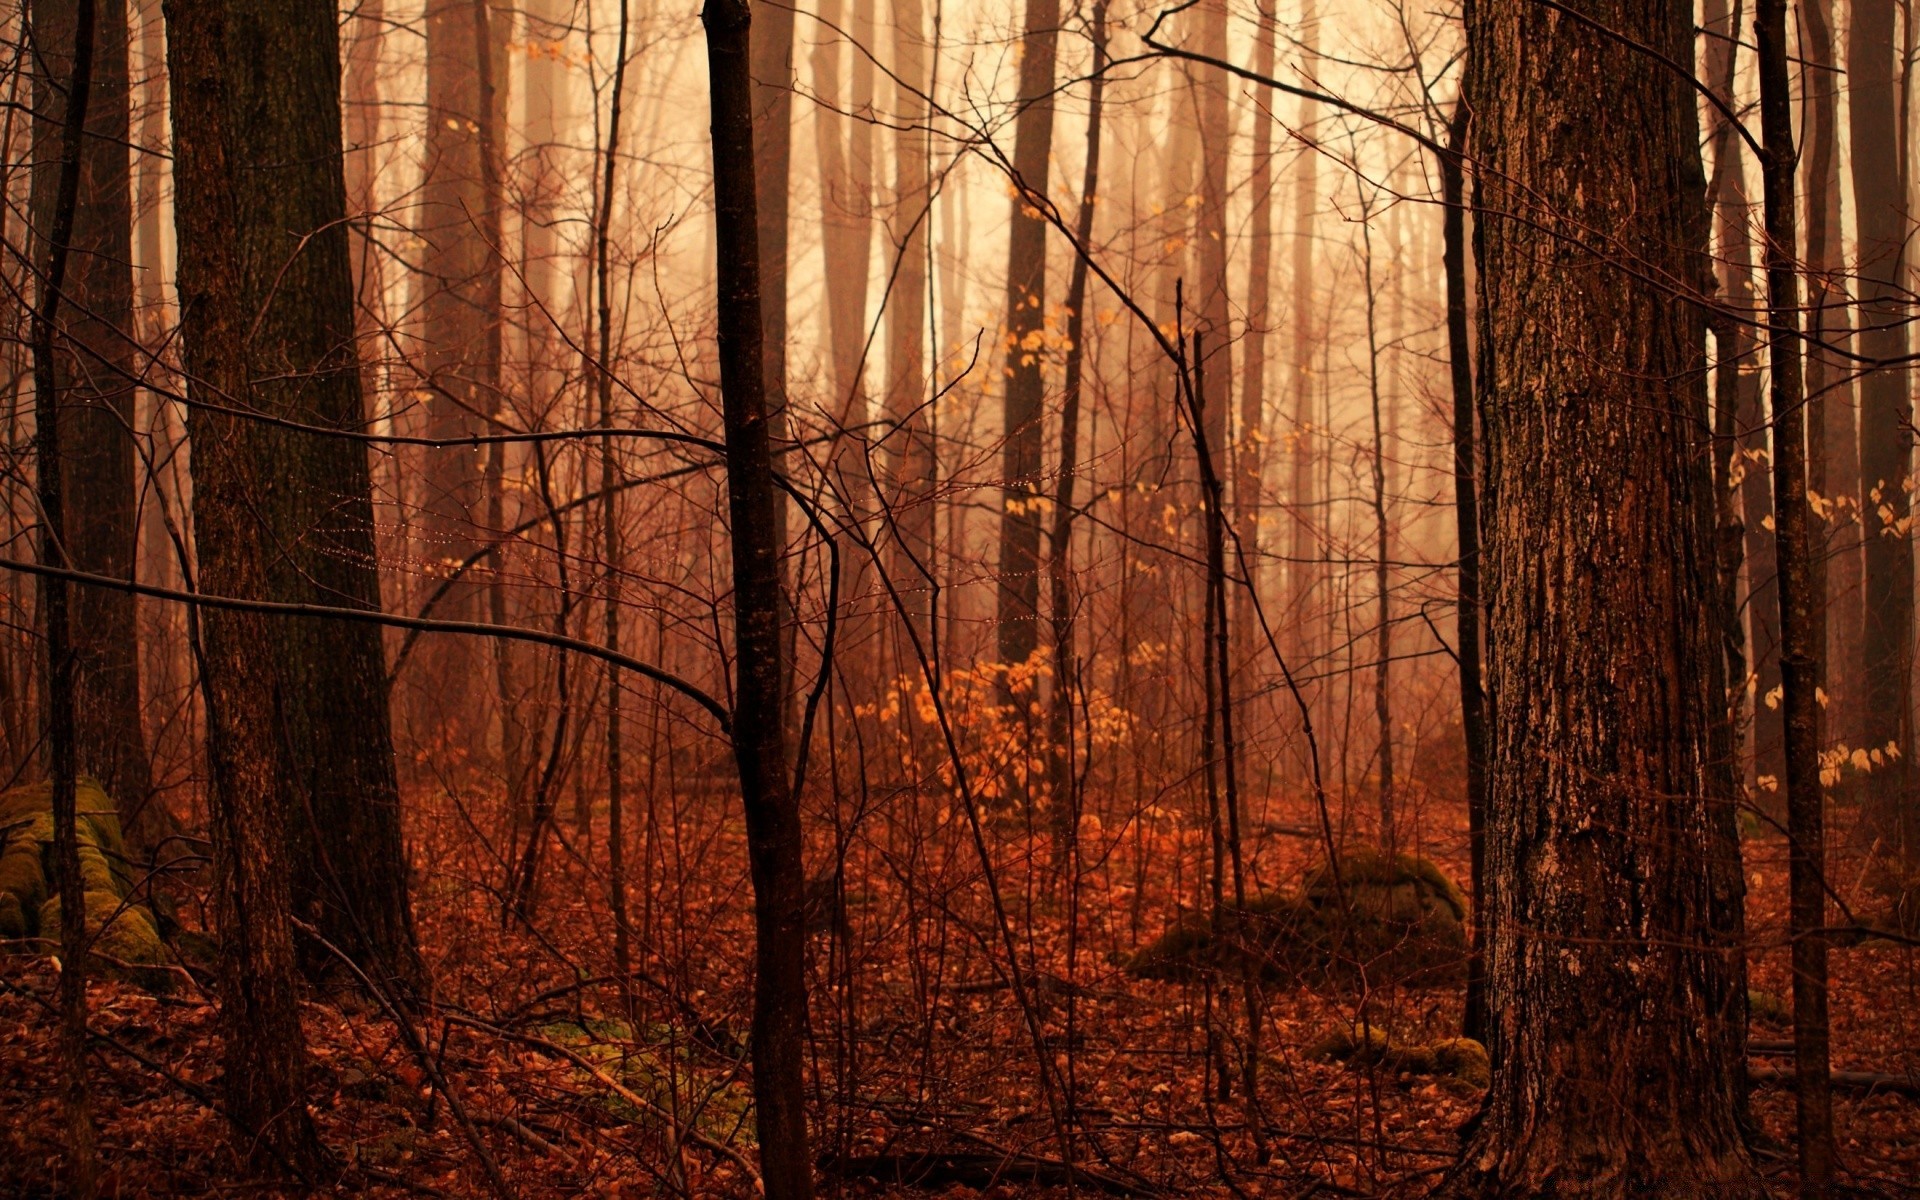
164;0;347;1168
703;1;814;1193
1850;0;1917;857
994;0;1061;673
167;0;418;997
1450;0;1761;1190
31;0;150;830
1441;103;1488;1044
416;0;508;762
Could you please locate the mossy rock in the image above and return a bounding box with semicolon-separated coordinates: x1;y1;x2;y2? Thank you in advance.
1307;1025;1488;1088
1125;847;1468;988
1748;989;1791;1029
2;780;168;986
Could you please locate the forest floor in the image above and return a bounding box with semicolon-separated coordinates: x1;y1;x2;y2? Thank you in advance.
3;786;1919;1198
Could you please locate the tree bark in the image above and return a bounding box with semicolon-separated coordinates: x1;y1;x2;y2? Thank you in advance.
31;0;150;831
994;0;1061;673
168;0;418;996
885;0;936;639
1802;0;1857;751
1850;0;1917;858
1440;102;1488;1044
164;0;350;1168
1753;0;1836;1185
1046;1;1105;827
1285;0;1320;671
31;0;103;1188
1233;2;1277;699
703;1;814;1193
1449;0;1762;1189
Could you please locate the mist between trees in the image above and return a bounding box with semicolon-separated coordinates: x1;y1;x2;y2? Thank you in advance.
3;0;1919;1196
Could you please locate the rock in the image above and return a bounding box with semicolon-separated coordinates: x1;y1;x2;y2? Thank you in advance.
1124;847;1468;988
1307;1025;1489;1088
1;779;170;986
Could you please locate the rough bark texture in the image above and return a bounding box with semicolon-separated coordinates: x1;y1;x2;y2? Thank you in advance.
1441;104;1488;1044
166;0;418;996
163;0;332;1168
703;1;814;1193
1451;0;1761;1191
994;0;1060;671
31;0;151;828
1850;0;1917;856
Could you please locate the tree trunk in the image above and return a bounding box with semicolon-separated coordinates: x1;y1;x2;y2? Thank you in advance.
1046;1;1106;829
168;0;418;996
1850;0;1917;858
1286;0;1320;672
702;1;814;1193
32;0;150;831
1441;102;1488;1044
416;0;508;760
1190;0;1230;457
1449;0;1762;1189
1753;0;1836;1184
1233;2;1276;705
31;0;103;1188
165;0;360;1168
994;0;1061;674
885;0;936;639
1803;0;1858;750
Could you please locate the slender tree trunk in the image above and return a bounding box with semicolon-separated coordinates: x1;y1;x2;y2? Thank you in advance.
1286;0;1320;673
1803;0;1858;748
994;0;1061;675
1753;0;1836;1186
702;2;813;1193
1850;0;1917;858
1233;2;1277;702
885;0;936;638
1360;214;1394;848
601;0;635;995
30;0;102;1188
32;0;148;831
1046;1;1105;830
1448;0;1762;1188
1191;0;1230;456
1441;102;1488;1044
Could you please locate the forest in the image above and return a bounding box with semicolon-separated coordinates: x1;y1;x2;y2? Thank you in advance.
2;0;1919;1194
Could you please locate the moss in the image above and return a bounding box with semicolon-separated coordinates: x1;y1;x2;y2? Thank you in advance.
0;891;26;939
1307;1026;1488;1088
1428;1037;1490;1087
2;780;169;986
1748;989;1791;1028
1125;847;1468;988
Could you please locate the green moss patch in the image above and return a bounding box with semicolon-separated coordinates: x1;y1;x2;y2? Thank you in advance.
1124;847;1468;988
1307;1025;1489;1088
0;779;169;986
